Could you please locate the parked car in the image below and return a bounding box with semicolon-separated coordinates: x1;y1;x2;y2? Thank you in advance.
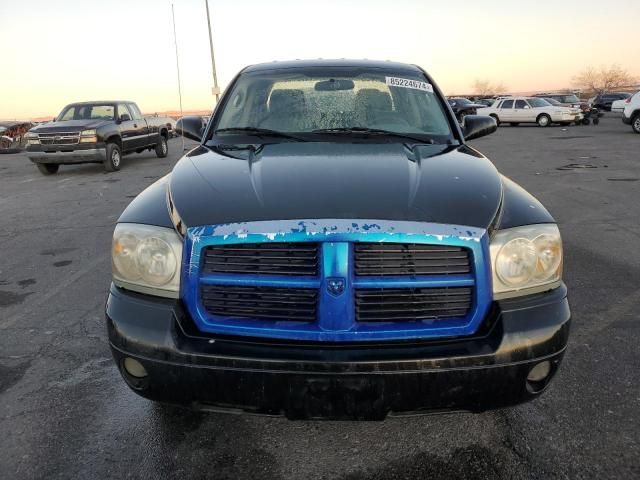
106;59;569;420
533;92;597;118
482;96;582;126
473;98;496;107
622;91;640;133
24;101;171;174
611;97;631;114
533;92;583;109
540;98;589;125
447;97;487;123
0;121;33;150
591;93;632;112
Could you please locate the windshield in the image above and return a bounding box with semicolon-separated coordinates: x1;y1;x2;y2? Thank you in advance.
544;98;561;106
213;68;453;142
557;95;579;103
452;98;472;105
528;98;550;107
58;104;115;121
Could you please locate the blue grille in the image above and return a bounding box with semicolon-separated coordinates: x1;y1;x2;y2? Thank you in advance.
182;220;492;342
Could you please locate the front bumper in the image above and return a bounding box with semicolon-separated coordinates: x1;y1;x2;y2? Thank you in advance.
106;284;570;420
622;111;633;124
27;145;106;164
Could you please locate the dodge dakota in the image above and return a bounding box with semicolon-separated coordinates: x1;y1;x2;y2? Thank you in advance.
106;59;570;420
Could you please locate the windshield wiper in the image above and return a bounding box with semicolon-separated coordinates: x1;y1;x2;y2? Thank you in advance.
311;127;435;144
214;127;306;141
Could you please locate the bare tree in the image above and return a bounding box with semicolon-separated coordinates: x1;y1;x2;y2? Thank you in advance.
472;79;507;97
573;65;637;94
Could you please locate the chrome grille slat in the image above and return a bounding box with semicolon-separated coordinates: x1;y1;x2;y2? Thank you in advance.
38;131;81;145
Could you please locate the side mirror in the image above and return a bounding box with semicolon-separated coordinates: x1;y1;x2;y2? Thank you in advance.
462;115;497;141
524;105;531;109
120;113;131;122
176;116;204;141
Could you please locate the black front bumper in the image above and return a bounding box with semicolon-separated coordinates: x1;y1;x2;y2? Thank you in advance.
106;284;570;420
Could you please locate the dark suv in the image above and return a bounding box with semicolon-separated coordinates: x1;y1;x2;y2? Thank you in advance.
106;59;570;420
591;93;632;111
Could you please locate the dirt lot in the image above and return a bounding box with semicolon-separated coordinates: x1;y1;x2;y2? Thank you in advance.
1;117;639;479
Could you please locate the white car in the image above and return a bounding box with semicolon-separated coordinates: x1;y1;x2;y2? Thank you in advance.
482;96;582;127
622;91;640;133
611;98;628;113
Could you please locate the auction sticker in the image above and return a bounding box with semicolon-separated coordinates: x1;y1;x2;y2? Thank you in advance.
386;76;434;92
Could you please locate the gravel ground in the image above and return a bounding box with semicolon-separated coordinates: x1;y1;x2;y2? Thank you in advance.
0;117;638;479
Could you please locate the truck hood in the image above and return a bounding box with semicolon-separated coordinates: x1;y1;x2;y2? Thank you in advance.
169;142;503;229
30;119;110;132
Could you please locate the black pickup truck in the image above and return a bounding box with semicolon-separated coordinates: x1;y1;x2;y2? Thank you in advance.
107;59;570;420
25;101;171;174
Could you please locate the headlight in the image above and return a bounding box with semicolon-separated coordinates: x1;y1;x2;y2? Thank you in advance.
112;223;183;298
80;129;98;143
490;224;562;299
25;132;40;145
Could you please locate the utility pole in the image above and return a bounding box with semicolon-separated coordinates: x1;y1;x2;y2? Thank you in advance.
171;3;185;151
205;0;220;102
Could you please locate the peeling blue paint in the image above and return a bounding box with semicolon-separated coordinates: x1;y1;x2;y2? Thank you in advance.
181;219;491;342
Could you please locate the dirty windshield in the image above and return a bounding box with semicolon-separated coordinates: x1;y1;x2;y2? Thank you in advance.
214;68;453;142
58;104;115;121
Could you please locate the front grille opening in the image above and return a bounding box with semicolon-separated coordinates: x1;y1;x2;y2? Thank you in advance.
355;287;472;322
38;132;80;145
203;243;319;276
201;285;318;322
354;243;471;276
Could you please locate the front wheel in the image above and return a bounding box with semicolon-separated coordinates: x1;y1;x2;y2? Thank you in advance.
155;135;168;158
104;142;122;171
36;163;59;175
537;114;551;127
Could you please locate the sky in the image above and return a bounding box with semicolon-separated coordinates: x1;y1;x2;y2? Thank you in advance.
1;0;639;119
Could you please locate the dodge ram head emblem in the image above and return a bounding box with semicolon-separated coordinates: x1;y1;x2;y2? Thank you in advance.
54;135;62;142
327;278;346;296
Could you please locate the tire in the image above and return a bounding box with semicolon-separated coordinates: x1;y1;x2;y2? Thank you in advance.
536;114;551;127
632;114;640;134
104;142;122;172
155;134;168;158
490;114;500;127
510;123;519;127
36;163;59;175
592;117;600;126
582;118;590;125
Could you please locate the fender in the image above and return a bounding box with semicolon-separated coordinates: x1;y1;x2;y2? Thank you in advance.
117;175;173;228
99;124;122;146
497;175;554;229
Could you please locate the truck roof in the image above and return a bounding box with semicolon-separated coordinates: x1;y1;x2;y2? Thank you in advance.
65;101;135;105
243;59;423;73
